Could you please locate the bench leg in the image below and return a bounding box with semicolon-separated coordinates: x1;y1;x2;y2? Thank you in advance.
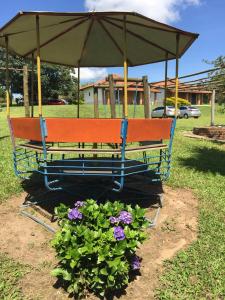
148;194;163;228
112;177;124;192
44;176;63;191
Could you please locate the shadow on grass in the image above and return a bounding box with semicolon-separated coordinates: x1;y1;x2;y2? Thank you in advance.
180;146;225;175
21;173;163;215
0;135;9;140
52;271;139;300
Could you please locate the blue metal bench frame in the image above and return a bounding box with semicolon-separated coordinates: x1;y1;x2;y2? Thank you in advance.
10;117;176;193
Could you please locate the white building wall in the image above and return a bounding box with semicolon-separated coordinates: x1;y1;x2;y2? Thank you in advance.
83;87;94;104
83;87;104;104
150;88;164;106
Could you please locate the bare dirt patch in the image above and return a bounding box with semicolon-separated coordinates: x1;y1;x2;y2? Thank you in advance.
0;186;198;300
121;187;198;300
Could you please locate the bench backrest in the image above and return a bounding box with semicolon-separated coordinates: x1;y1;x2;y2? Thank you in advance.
126;118;173;142
45;118;122;143
10;118;42;141
9;117;174;144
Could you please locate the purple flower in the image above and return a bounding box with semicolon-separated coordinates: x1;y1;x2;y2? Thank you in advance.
131;255;141;270
109;216;119;224
68;208;83;220
114;226;126;241
118;211;133;224
74;201;85;208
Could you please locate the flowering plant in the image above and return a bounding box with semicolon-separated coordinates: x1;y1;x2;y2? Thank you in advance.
52;199;148;299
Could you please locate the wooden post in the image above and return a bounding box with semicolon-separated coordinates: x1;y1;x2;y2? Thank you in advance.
107;91;110;105
5;36;10;117
36;15;42;116
109;74;116;118
143;75;150;118
102;88;105;105
175;34;180;117
140;92;143;105
23;65;30;117
211;89;215;126
209;93;212;105
94;87;99;118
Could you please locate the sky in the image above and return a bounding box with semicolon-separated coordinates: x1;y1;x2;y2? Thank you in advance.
0;0;224;82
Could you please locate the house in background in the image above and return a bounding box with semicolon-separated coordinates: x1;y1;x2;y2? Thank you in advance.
81;75;213;106
151;80;213;105
80;74;160;105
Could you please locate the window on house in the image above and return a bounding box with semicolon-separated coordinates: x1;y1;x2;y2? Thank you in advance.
89;92;90;96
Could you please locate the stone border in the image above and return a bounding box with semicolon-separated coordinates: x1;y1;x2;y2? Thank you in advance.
193;126;225;140
183;131;225;143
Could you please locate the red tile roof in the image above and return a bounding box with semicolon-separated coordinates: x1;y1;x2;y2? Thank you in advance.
80;74;160;93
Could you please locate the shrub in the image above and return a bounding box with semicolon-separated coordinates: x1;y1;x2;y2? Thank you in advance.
166;97;191;107
52;199;149;299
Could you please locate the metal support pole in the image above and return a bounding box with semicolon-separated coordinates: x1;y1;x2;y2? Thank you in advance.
77;66;80;118
149;83;152;119
164;52;168;116
175;34;180;117
211;89;215;126
31;53;34;117
23;65;30;117
93;87;98;154
123;16;128;118
36;15;42;116
5;36;10;117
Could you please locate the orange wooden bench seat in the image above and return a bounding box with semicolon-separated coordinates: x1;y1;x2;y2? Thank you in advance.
18;141;167;154
18;142;121;154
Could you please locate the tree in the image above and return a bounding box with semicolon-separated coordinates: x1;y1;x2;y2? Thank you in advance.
0;47;79;104
166;96;191;107
206;56;225;105
0;48;24;103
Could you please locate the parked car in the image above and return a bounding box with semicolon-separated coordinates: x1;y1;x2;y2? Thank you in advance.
179;106;201;119
151;106;180;118
60;99;70;105
47;99;68;105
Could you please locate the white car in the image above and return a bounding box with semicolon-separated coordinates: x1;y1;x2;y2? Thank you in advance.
151;106;180;118
179;106;201;119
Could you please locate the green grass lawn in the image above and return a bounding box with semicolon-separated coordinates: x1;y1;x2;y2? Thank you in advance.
0;254;28;299
0;104;225;299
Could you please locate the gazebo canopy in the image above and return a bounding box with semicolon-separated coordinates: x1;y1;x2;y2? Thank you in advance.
0;11;199;67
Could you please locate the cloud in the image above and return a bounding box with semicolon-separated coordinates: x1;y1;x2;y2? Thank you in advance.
85;0;201;23
73;67;108;82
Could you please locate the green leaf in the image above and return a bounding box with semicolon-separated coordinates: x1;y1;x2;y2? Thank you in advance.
100;268;108;276
70;260;77;268
51;268;71;281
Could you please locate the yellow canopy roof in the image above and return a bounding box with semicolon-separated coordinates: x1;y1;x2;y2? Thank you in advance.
0;11;199;67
